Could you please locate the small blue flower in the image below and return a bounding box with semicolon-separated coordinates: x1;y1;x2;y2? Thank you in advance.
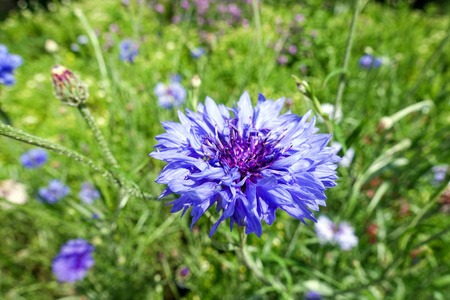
20;148;48;169
0;44;23;86
432;164;448;184
119;39;139;63
38;180;70;204
78;182;100;204
70;43;80;52
305;291;322;300
77;35;89;45
151;92;340;237
315;215;358;250
52;239;95;283
190;47;206;59
154;79;187;109
358;54;382;70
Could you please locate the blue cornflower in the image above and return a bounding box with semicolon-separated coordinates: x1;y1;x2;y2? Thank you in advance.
150;92;340;237
38;180;70;204
119;39;139;63
0;44;23;86
305;291;323;300
20;148;48;169
305;291;322;300
358;54;382;69
78;182;100;204
77;35;89;45
190;47;206;59
315;215;358;250
52;239;95;283
154;79;187;109
70;43;80;52
432;164;448;183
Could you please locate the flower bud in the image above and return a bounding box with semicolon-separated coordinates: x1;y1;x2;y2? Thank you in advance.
191;75;201;88
377;116;393;132
51;66;89;107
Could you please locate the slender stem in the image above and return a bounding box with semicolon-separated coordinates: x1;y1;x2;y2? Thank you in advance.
237;227;286;294
251;0;263;89
78;104;120;169
284;221;303;258
333;0;360;119
74;9;109;86
0;121;160;200
238;227;269;285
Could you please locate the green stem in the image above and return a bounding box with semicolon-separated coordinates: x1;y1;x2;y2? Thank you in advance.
251;0;263;89
237;227;286;294
74;8;109;86
0;122;159;200
333;0;360;119
78;104;120;169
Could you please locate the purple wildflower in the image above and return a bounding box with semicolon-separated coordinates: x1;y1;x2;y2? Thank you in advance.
181;0;189;10
38;180;70;204
315;215;358;250
288;45;298;55
154;78;187;109
180;267;190;277
295;14;305;23
277;55;288;65
78;182;100;204
0;44;23;86
150;92;340;237
191;47;206;58
52;239;95;283
305;291;323;300
119;39;139;63
20;148;48;169
359;54;382;69
155;3;165;13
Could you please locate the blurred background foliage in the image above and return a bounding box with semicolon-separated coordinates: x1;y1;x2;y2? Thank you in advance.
0;0;449;299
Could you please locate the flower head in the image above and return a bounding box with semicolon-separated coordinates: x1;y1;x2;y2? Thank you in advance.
191;47;206;59
151;92;340;237
154;78;187;109
315;215;358;250
20;148;48;169
0;179;27;206
432;164;448;183
358;54;382;69
52;239;95;283
79;182;100;204
51;65;89;106
38;180;70;204
119;39;139;63
0;44;23;86
77;35;89;45
319;103;342;124
305;291;322;300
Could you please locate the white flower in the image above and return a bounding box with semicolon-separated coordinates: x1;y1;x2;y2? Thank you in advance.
331;142;355;168
319;103;342;123
315;215;335;244
0;180;28;208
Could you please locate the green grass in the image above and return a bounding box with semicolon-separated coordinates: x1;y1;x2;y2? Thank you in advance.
0;0;449;299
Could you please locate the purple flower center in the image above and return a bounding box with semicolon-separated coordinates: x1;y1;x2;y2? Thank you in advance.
203;119;287;181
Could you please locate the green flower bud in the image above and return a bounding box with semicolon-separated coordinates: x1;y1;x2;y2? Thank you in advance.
51;66;88;107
